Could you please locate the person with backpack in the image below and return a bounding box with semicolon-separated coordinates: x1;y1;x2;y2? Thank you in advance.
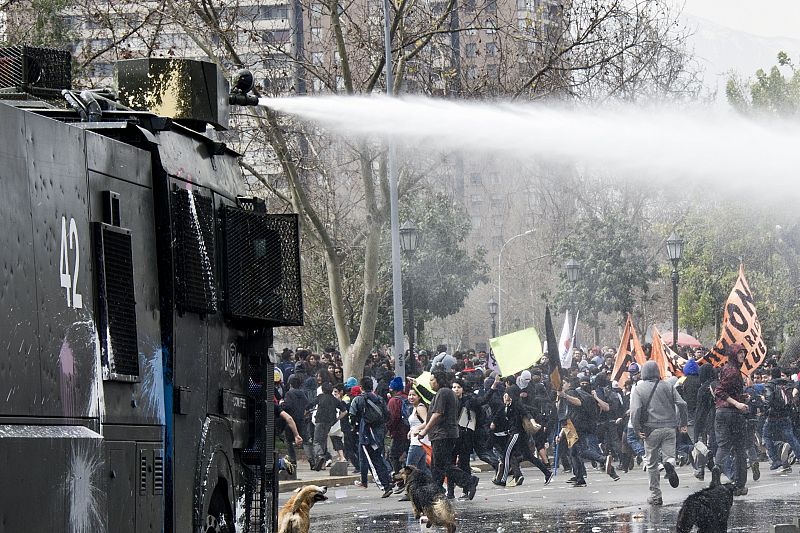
348;377;394;497
763;367;800;473
630;360;688;506
307;381;348;471
386;376;411;474
413;371;480;500
558;377;620;488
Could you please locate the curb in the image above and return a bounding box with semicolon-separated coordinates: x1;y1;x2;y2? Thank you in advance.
279;461;496;493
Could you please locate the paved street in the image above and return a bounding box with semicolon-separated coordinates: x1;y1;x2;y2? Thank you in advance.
281;464;800;532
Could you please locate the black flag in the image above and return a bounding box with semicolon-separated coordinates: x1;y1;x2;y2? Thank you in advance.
545;306;561;391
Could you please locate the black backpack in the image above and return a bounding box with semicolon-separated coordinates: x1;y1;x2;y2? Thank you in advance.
768;382;792;415
361;393;388;426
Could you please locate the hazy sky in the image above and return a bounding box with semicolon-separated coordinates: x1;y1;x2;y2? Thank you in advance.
682;0;800;38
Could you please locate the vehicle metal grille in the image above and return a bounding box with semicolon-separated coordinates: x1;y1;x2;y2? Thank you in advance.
222;206;302;326
0;45;71;92
171;188;218;315
94;223;139;379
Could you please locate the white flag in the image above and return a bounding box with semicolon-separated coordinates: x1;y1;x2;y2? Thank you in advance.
559;311;572;369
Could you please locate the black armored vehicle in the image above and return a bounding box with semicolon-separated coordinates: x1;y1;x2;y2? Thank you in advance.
0;46;301;532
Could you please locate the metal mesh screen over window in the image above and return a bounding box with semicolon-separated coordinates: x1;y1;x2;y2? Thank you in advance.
0;45;71;92
223;206;303;326
94;223;139;380
171;188;218;315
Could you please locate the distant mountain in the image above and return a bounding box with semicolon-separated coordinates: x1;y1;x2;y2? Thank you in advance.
682;14;800;99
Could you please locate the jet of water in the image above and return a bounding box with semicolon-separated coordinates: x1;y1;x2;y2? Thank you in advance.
261;96;800;194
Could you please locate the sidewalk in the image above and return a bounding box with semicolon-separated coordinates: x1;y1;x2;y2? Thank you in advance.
278;458;496;493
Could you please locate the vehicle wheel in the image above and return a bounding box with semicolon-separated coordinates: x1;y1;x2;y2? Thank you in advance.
205;483;234;533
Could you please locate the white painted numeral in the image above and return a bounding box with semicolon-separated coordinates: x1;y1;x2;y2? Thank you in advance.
59;216;83;309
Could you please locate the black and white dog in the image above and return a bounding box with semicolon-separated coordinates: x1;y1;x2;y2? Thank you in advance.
676;466;735;533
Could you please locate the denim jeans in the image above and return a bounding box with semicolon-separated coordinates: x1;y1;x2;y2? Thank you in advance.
570;433;606;481
763;417;800;467
715;409;747;488
406;444;431;476
626;426;645;457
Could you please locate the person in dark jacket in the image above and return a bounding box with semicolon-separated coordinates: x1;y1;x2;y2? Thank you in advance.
307;381;348;471
714;344;750;495
349;377;394;497
679;359;702;425
692;362;718;480
282;375;309;465
386;376;410;473
763;367;800;472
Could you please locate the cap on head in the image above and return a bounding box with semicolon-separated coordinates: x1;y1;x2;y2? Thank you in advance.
389;376;405;392
628;362;640;374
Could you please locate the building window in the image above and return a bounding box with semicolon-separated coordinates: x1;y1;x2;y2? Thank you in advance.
465;43;477;58
485;19;497;34
464;0;476;11
470;173;482;185
486;63;498;78
311;52;324;66
486;42;497;56
485;0;497;13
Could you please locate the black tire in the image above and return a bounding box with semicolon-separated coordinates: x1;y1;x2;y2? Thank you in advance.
205;483;234;533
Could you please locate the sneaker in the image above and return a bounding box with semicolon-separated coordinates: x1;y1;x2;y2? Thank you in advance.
647;495;663;506
491;478;506;487
514;476;524;486
789;450;797;466
467;475;479;500
636;455;643;466
324;459;332;468
732;486;748;496
694;469;705;481
382;488;394;498
769;462;783;471
398;494;410;501
566;476;578;484
751;461;760;481
781;465;793;473
658;463;665;472
572;478;587;487
457;494;470;501
781;443;791;465
354;481;367;488
494;463;504;483
284;456;296;476
544;471;553;485
506;477;519;488
314;457;325;471
608;466;620;482
663;462;679;488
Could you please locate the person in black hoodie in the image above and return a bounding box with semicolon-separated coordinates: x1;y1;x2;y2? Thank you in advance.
692;362;717;480
307;381;348;471
763;367;800;472
282;375;309;465
490;384;553;487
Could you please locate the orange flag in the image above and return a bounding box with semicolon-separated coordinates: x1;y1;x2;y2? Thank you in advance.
704;265;767;376
611;314;647;388
651;325;687;377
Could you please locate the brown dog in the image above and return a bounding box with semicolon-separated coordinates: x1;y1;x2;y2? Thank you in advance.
393;466;456;533
277;485;328;533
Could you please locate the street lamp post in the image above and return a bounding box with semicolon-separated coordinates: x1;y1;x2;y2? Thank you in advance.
400;220;419;357
488;298;498;339
666;232;684;351
565;258;581;343
497;229;534;334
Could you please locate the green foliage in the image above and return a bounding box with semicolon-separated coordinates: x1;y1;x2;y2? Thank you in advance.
2;0;75;48
677;204;800;351
553;203;657;330
727;51;800;118
373;190;489;345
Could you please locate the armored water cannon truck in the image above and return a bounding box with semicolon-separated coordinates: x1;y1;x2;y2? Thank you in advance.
0;45;301;533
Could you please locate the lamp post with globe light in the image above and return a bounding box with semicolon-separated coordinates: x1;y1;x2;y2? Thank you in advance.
399;220;419;358
666;232;684;351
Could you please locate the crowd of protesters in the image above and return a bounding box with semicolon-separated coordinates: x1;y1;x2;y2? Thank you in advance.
272;341;800;505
